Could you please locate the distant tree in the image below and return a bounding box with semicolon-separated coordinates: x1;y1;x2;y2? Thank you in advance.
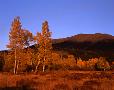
35;21;52;72
66;55;76;66
52;53;61;64
77;58;83;68
87;58;98;70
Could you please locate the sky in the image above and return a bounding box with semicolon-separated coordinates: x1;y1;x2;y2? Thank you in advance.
0;0;114;50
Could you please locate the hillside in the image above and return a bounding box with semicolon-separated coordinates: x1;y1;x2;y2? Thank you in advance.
53;33;114;43
52;33;114;61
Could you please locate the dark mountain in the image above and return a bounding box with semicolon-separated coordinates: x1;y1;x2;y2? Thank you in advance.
0;33;114;62
52;33;114;61
53;33;114;43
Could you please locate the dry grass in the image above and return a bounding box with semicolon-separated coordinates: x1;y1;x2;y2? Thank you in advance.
0;71;114;90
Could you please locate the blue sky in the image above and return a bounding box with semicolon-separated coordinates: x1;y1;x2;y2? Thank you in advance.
0;0;114;50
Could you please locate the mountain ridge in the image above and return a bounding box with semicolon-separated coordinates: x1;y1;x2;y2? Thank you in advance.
53;33;114;44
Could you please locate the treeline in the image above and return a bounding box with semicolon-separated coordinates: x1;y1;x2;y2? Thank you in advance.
0;17;114;74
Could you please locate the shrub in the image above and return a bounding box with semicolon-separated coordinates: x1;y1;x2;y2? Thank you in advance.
76;57;110;71
77;58;90;70
3;57;14;72
77;58;84;69
86;58;99;70
110;62;114;71
95;57;110;71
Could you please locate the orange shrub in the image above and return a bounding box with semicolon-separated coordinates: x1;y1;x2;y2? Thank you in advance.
95;57;110;71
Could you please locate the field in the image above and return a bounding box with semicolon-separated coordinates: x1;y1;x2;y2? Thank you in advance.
0;71;114;90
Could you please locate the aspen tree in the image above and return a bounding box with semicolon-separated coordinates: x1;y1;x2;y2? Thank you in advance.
7;17;31;74
22;30;34;48
7;17;21;74
23;30;34;69
35;21;52;72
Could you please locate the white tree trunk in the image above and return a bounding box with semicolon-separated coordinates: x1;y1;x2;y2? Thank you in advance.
14;49;17;74
35;60;40;72
43;64;45;72
43;57;46;72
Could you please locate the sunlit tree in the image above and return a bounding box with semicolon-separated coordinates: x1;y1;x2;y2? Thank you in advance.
22;29;35;71
22;29;34;48
66;55;76;67
35;21;52;72
52;53;61;64
7;17;34;74
7;17;23;74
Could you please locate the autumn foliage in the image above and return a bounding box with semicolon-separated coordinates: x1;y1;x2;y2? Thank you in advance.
6;17;34;73
35;21;52;72
0;17;112;74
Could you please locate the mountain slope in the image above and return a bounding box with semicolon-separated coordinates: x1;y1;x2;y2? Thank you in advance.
52;33;114;61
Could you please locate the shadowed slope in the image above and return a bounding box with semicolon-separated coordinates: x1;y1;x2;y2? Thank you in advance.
52;33;114;61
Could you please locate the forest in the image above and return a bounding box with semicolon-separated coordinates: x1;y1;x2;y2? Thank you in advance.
0;17;114;90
